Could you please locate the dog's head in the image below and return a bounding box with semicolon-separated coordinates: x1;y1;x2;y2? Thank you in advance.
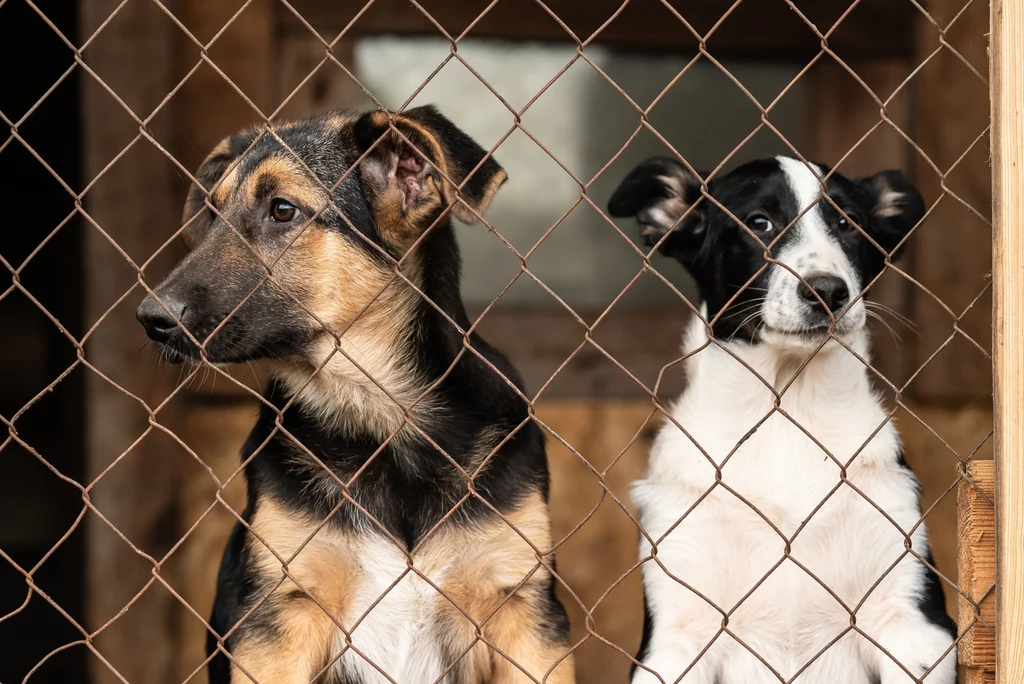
608;156;923;351
137;106;506;365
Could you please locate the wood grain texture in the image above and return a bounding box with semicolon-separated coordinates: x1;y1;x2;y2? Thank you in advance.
80;1;184;681
911;0;992;403
958;460;996;680
991;1;1024;681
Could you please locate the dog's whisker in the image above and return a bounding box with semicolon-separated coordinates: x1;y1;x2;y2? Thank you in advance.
867;310;903;345
865;301;918;331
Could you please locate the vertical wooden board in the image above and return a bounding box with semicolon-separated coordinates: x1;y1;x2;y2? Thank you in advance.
162;399;255;681
958;460;996;679
900;404;994;620
80;1;183;681
274;30;370;121
805;60;914;388
911;0;992;403
538;399;656;684
991;0;1024;680
173;0;274;172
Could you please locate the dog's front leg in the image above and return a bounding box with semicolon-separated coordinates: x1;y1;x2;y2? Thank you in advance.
859;557;957;684
482;585;576;684
630;634;717;684
227;595;338;684
867;612;957;684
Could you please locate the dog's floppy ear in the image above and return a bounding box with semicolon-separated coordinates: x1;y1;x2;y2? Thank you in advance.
354;106;507;245
181;132;255;248
607;157;704;254
858;170;925;260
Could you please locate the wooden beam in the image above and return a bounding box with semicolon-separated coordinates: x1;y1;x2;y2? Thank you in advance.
468;308;688;400
991;0;1024;681
959;460;996;684
80;1;183;682
282;0;915;60
275;31;368;121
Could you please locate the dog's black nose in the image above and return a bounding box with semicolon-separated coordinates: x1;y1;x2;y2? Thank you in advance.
800;275;849;314
137;294;186;343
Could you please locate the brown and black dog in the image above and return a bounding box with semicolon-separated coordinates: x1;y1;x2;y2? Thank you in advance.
136;107;575;684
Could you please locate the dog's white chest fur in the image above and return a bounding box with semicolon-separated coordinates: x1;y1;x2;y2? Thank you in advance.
632;318;956;683
334;538;450;683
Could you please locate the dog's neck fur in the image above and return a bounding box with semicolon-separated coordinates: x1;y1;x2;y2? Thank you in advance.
272;224;503;446
274;319;433;444
679;306;877;420
643;306;897;499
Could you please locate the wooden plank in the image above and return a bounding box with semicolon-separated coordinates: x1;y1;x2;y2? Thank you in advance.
540;399;654;684
910;0;992;403
80;1;184;682
992;1;1024;681
804;59;915;389
959;460;996;680
281;0;915;60
163;401;254;682
174;0;275;164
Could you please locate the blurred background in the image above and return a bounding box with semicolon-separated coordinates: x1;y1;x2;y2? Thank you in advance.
0;0;992;682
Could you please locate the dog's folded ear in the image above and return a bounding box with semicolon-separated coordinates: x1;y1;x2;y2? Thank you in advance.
181;132;256;248
607;157;704;250
860;170;925;259
354;106;507;244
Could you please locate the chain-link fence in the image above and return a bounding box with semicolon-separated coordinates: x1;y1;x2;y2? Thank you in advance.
0;1;997;683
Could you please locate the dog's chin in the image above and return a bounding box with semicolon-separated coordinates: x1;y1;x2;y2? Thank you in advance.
758;316;865;352
152;343;194;365
151;341;246;368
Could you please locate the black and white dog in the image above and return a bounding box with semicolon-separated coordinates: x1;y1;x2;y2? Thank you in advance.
608;156;956;683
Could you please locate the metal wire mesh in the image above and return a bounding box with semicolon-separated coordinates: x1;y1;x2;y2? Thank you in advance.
0;0;995;682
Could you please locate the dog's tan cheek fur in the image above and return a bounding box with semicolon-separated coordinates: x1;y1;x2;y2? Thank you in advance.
270;228;405;337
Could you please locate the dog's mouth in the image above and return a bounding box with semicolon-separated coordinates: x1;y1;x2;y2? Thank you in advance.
152;342;192;365
148;335;220;366
758;315;864;346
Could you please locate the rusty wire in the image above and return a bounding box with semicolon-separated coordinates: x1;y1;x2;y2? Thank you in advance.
0;0;996;682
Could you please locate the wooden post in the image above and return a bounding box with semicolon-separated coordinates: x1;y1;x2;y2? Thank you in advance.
911;0;992;404
80;1;184;682
959;460;996;684
991;1;1024;681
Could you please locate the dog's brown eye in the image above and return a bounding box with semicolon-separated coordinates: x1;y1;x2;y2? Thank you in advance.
746;214;774;234
270;199;297;223
837;212;860;231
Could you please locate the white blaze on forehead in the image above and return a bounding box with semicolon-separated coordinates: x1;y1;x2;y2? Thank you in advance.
775;156;825;222
760;156;867;338
773;155;835;254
